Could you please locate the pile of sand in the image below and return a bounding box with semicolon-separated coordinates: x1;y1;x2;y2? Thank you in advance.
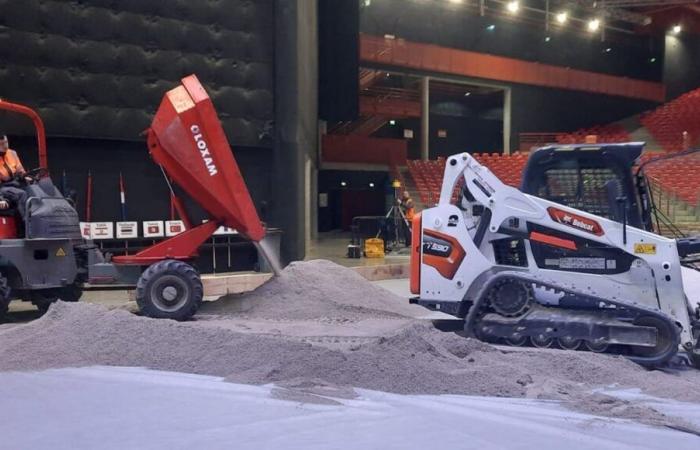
200;259;422;321
2;259;700;433
1;301;699;404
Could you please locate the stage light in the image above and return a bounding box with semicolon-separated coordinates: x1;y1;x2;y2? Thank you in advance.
369;182;375;188
672;24;682;34
588;18;601;32
506;1;519;14
555;11;568;24
486;24;496;31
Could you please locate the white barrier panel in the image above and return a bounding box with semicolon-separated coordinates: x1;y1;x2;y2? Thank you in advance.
90;222;114;240
165;220;186;237
214;226;237;236
116;221;138;239
143;221;164;238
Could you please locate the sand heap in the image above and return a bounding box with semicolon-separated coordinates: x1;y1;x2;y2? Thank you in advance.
1;301;699;404
200;259;422;321
2;259;700;432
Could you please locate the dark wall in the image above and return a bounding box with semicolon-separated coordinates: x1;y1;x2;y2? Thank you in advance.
664;34;700;100
360;0;663;81
274;0;318;262
0;0;274;147
319;0;359;122
8;136;272;224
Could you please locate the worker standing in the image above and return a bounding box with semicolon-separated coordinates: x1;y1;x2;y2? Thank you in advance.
0;134;31;217
399;190;415;245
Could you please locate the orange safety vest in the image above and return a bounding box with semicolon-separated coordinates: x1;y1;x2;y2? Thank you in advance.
403;198;416;221
0;150;25;182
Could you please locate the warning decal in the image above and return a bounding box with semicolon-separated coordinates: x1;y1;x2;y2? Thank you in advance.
634;243;656;255
56;248;66;257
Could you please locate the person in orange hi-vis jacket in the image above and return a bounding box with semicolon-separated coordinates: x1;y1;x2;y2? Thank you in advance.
399;190;415;245
0;134;32;217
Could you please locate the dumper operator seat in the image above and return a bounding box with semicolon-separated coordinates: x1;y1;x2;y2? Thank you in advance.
0;174;81;240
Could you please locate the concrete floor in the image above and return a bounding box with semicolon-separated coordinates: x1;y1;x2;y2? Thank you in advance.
305;231;410;268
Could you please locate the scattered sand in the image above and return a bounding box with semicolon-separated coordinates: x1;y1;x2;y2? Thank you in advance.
1;260;700;434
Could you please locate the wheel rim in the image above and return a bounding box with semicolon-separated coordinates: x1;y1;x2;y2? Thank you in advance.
149;275;190;313
531;334;554;348
557;337;582;350
585;340;609;353
505;335;528;346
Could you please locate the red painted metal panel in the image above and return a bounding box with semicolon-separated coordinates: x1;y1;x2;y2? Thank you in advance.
146;74;265;242
113;221;219;264
359;97;421;118
322;135;407;166
360;35;665;102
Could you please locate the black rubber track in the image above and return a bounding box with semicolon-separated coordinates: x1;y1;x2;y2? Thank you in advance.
464;271;681;368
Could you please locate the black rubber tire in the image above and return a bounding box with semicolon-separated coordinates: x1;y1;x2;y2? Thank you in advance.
690;352;700;369
136;260;202;321
0;275;11;322
58;284;83;302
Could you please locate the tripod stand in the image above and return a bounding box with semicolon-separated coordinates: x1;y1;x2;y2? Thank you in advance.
378;196;410;252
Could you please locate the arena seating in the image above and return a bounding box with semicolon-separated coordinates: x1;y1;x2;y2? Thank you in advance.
640;87;700;152
406;149;700;215
555;124;630;144
406;153;528;205
642;153;700;206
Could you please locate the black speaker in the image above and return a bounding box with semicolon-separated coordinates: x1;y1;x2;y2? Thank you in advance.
318;0;359;122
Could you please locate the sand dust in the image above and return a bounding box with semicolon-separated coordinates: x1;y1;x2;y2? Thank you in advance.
1;260;699;434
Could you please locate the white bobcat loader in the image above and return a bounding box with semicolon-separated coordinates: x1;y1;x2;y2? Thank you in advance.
409;148;700;368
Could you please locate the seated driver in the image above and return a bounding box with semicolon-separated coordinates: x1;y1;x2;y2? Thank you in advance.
0;134;31;217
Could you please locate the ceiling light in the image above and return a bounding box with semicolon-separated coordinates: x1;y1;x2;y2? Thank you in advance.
605;47;612;53
672;24;682;34
389;120;396;126
369;182;375;188
544;36;551;42
588;18;601;32
649;57;657;63
340;181;347;187
464;92;471;97
448;0;463;3
486;24;496;31
555;11;568;24
506;1;519;14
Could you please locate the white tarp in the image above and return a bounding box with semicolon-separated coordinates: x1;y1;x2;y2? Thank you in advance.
0;366;698;450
